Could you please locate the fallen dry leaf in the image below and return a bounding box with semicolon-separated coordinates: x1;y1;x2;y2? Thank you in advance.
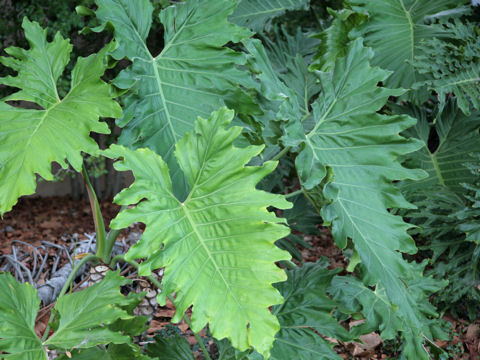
350;332;382;357
465;323;479;342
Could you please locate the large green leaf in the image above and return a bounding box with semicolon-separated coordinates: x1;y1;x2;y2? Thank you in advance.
93;0;253;198
105;108;292;356
312;8;366;72
146;334;194;360
230;0;310;33
0;271;144;359
244;31;320;149
0;273;45;360
286;39;441;358
413;20;480;115
330;273;446;351
329;276;404;339
0;19;121;215
45;271;133;350
59;344;153;360
268;261;350;360
396;100;480;195
347;0;468;92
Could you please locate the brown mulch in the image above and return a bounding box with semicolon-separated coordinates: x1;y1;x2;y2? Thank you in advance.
0;195;130;255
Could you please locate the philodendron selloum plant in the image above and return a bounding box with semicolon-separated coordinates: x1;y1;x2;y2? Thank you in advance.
2;0;479;359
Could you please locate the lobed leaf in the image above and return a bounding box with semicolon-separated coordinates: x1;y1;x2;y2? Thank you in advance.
105;108;292;357
268;261;350;360
396;100;480;195
311;8;367;72
230;0;310;33
413;20;480;115
0;273;45;360
45;271;133;350
0;19;121;215
347;0;469;93
146;334;194;360
93;0;254;199
285;38;442;358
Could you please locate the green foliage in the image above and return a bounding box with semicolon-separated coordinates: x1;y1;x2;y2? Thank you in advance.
0;271;148;359
0;19;121;215
244;28;320;148
0;272;44;360
229;0;310;33
106;108;291;356
399;157;480;320
2;0;480;359
146;334;195;360
347;0;469;95
92;0;254;199
268;260;350;360
312;8;367;71
413;20;480;115
284;38;445;358
397;100;480;195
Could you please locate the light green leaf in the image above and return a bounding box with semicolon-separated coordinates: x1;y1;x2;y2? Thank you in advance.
268;261;350;360
45;271;132;350
288;38;439;358
230;0;310;33
93;0;253;199
347;0;468;92
105;108;292;357
413;20;480;115
0;19;121;215
396;100;480;195
0;273;45;360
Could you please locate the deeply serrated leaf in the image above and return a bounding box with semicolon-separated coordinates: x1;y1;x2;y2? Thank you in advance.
347;0;468;92
397;100;480;195
286;38;441;358
413;20;480;115
93;0;253;198
0;19;121;215
0;273;45;360
268;261;350;360
330;273;446;352
106;108;291;356
45;271;132;350
60;344;152;360
244;31;319;148
230;0;310;33
146;335;194;360
311;8;366;72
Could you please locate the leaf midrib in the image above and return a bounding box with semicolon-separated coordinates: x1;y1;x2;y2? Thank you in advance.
181;204;245;312
399;0;416;82
122;3;196;148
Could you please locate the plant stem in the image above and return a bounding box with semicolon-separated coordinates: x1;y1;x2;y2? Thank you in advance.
271;146;291;162
279;260;297;270
112;256;212;360
81;165;108;262
176;306;212;360
285;189;303;199
41;254;98;342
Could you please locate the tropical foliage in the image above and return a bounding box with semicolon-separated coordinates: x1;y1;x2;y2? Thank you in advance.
0;0;479;359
